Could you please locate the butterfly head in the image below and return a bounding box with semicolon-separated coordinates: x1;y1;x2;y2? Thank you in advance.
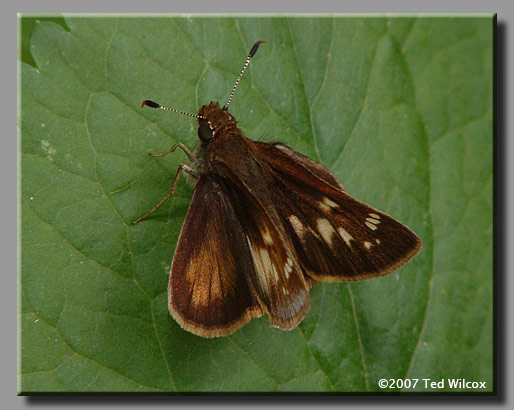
197;102;237;143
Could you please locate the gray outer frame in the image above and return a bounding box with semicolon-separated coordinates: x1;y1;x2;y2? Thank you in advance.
10;0;512;408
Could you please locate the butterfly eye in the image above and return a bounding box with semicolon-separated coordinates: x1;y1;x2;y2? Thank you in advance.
198;122;214;142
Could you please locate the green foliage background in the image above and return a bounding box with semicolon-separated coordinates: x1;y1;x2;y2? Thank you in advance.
19;16;493;393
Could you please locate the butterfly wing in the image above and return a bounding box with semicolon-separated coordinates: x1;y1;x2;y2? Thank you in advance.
168;174;263;337
223;181;312;330
253;141;422;282
270;142;346;191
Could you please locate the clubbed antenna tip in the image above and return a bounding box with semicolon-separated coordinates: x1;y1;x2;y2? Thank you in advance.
249;40;266;57
141;100;160;108
141;99;205;119
226;40;266;109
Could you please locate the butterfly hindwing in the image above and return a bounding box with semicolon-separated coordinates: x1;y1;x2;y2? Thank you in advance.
168;174;263;337
222;177;312;330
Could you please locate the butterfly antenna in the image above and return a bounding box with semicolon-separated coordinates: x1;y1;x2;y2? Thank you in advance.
226;40;266;109
141;100;205;119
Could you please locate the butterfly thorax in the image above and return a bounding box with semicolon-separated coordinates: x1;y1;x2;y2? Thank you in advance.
195;102;249;174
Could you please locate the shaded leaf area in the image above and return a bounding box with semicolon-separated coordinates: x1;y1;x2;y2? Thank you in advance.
19;16;69;67
20;16;493;392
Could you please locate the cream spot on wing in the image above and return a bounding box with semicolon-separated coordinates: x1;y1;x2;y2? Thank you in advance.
364;241;372;249
259;248;271;270
366;217;380;225
248;240;271;293
258;248;279;281
365;221;378;230
324;197;339;208
272;265;279;281
338;227;354;247
284;256;293;279
262;227;273;246
284;257;294;279
258;246;286;283
317;218;336;245
375;239;381;244
320;196;339;211
369;213;380;220
288;215;306;238
319;203;330;212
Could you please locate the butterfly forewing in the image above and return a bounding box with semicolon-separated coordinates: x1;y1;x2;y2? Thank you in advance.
271;143;346;191
253;141;422;282
168;174;263;337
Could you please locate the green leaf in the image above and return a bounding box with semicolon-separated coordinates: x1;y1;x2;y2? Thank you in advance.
19;16;493;393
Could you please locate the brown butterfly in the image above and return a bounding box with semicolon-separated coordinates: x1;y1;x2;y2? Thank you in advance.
134;41;422;338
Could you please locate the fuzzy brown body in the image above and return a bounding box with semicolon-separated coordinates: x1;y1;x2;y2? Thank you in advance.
166;102;422;337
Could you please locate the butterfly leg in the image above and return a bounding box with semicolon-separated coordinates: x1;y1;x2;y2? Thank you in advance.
132;164;198;225
149;142;196;163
